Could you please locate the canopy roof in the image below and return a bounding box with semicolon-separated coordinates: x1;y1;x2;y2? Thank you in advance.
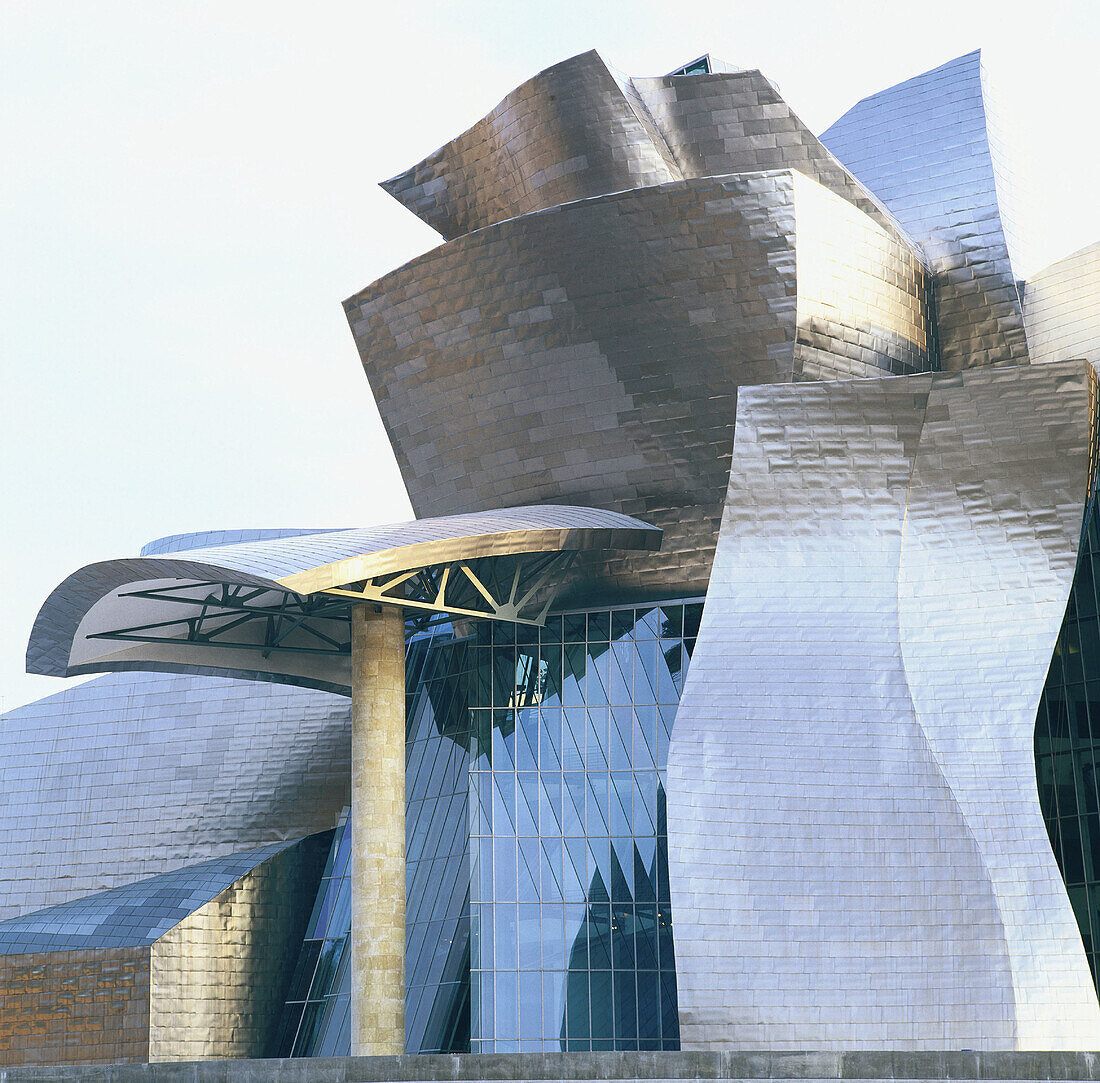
27;505;661;694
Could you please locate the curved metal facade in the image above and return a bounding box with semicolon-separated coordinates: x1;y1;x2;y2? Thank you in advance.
0;837;327;1065
0;672;351;922
381;51;679;241
0;840;312;953
350;169;931;602
626;69;900;234
820;51;1029;371
11;47;1100;1065
666;359;1100;1049
140;528;346;557
28;505;658;692
384;51;908;245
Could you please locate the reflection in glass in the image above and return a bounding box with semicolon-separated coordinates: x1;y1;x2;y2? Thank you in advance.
279;627;473;1056
280;601;700;1055
1038;493;1100;992
470;602;701;1051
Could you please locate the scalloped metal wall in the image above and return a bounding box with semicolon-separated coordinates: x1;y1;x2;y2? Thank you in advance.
666;360;1100;1050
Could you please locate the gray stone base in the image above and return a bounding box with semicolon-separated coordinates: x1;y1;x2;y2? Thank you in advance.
6;1052;1100;1083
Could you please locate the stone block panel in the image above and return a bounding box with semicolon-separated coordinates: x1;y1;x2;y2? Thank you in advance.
0;947;149;1066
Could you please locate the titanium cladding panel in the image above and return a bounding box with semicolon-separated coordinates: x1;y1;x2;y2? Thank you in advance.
28;506;658;694
0;838;326;1066
384;49;908;247
628;68;899;235
381;50;679;240
792;173;928;380
347;171;930;602
0;947;150;1066
0;672;350;921
149;838;325;1061
1024;242;1100;366
821;50;1030;370
667;360;1100;1050
0;842;302;953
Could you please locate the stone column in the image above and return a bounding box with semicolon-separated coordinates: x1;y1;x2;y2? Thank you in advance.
350;604;406;1056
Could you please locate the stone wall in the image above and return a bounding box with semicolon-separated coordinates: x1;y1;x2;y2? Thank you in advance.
5;1050;1100;1082
0;947;149;1066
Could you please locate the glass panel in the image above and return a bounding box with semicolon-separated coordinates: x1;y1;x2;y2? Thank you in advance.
517;903;541;972
563;837;586;898
563;774;586;837
540;776;563;839
495;971;519;1041
496;904;518;970
461;603;698;1051
587;612;610;643
272;1000;305;1058
285;939;322;1003
494;837;516;901
518;772;541;836
292;1001;327;1057
516;708;539;772
541;836;564;904
1036;486;1100;998
540;709;563;771
588;648;610;708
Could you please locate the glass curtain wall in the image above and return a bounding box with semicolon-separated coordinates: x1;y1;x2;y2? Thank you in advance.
277;601;700;1056
1037;492;1100;989
276;627;473;1055
469;603;701;1052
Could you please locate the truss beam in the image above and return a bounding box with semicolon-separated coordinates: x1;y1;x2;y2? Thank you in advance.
84;551;576;658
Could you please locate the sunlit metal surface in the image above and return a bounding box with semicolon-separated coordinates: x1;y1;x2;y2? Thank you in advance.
26;506;660;692
11;45;1100;1063
821;51;1029;370
149;836;326;1061
0;841;303;952
628;68;903;236
381;51;679;242
667;360;1100;1050
369;50;933;607
383;50;910;246
1024;242;1100;366
0;838;327;1066
350;170;931;604
0;947;150;1066
140;528;347;557
325;550;578;627
0;672;351;921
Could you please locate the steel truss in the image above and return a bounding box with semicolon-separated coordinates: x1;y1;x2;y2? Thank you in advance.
84;552;575;658
324;550;576;626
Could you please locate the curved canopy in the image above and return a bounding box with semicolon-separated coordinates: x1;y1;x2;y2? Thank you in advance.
27;505;661;694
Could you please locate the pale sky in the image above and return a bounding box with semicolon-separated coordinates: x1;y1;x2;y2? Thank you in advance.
2;0;1098;712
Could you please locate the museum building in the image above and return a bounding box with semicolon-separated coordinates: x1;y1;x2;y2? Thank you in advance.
2;48;1100;1065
